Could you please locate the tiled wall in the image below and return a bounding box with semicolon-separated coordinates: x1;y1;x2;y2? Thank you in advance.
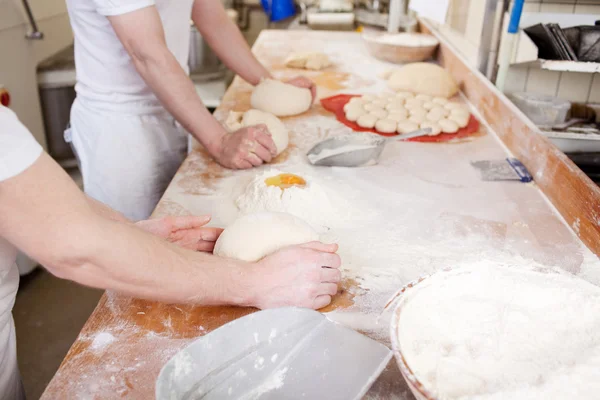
503;0;600;103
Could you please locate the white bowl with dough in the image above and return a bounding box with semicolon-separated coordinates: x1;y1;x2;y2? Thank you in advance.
390;265;600;400
362;32;439;64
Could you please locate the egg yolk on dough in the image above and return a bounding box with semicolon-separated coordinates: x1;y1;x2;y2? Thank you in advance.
264;173;306;189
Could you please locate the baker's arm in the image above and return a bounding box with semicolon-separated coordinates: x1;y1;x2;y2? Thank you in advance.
191;0;270;85
0;153;341;308
107;7;277;169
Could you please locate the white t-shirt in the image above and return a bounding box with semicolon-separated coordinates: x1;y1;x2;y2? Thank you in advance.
0;106;42;399
65;0;194;113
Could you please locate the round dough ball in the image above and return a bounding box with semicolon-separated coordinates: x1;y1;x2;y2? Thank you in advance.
371;99;388;108
422;101;436;110
438;118;460;134
397;120;420;134
214;212;319;262
363;103;383;112
449;113;470;128
450;108;470;119
409;114;427;124
416;94;432;102
404;100;424;110
420;121;442;136
344;102;363;113
251;79;312;117
388;63;459;98
395;91;415;99
432;97;449;105
345;107;366;122
387;112;408;122
357;114;378;128
375;119;397;134
241;109;289;155
426;106;448;122
378;93;395;100
386;100;406;110
409;107;427;118
369;109;388;119
362;94;377;102
348;97;365;106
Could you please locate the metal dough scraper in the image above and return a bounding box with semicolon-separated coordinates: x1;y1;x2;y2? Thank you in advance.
156;307;392;400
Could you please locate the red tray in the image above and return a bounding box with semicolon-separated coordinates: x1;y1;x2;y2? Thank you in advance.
320;94;480;143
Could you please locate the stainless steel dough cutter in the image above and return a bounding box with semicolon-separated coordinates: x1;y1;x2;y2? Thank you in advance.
306;128;431;167
155;307;392;400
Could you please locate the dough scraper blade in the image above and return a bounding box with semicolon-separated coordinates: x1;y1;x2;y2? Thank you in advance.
156;307;392;400
306;128;431;167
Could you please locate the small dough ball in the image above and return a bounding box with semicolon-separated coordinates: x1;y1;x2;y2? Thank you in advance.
420;121;442;136
404;100;424;110
369;109;388;119
387;63;459;98
433;97;449;105
363;103;383;112
397;120;420;134
416;94;432;102
362;94;377;102
375;119;398;134
251;79;312;117
214;212;319;262
395;91;415;99
386;100;406;110
426;106;448;122
284;52;331;71
357;114;378;128
422;101;436;110
449;113;470;128
430;106;449;116
348;97;365;106
409;107;427;118
241;109;289;155
409;114;427;124
450;108;470;119
371;99;388;108
378;93;395;100
345;107;366;122
344;102;364;113
438;118;460;134
387;112;408;122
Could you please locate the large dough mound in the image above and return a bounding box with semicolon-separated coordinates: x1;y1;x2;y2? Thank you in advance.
225;109;289;156
387;63;458;98
251;79;312;117
214;212;319;262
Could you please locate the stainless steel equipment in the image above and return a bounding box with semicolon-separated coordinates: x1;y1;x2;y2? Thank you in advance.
188;24;226;81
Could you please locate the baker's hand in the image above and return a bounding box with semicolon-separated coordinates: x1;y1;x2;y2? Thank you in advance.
250;242;341;309
286;76;317;103
213;125;277;169
136;216;223;253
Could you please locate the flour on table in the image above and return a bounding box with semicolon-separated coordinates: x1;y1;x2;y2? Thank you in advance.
396;264;600;400
90;332;116;350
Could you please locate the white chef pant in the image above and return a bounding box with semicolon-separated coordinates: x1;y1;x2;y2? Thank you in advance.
66;99;188;221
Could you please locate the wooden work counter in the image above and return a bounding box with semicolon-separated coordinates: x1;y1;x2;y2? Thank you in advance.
42;24;600;399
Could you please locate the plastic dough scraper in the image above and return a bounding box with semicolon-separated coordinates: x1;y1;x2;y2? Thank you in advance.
155;307;392;400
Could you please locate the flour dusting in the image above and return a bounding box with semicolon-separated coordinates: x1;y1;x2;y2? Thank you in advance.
90;332;115;350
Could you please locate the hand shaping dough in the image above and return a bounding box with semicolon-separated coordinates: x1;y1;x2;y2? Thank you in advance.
387;63;459;98
375;119;397;134
285;52;331;71
357;114;378;128
225;109;289;156
214;212;319;262
251;79;312;117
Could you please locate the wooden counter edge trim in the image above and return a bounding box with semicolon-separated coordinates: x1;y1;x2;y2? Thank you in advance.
419;19;600;257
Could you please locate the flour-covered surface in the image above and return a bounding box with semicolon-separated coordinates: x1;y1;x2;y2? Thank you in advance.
42;30;600;399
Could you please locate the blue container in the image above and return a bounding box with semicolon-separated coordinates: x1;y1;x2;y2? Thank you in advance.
261;0;296;22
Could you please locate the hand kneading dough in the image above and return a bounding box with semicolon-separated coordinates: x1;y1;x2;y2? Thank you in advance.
388;63;459;98
251;79;312;117
285;52;331;71
214;212;319;262
375;119;397;134
240;109;289;155
357;114;378;128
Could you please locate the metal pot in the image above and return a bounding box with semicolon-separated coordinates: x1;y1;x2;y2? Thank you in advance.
188;24;225;81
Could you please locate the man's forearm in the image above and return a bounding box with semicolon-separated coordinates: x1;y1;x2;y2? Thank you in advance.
87;196;130;223
192;0;271;85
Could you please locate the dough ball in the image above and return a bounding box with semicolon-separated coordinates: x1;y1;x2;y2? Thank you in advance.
224;111;244;132
432;97;449;105
386;99;406;109
409;114;427;124
409;107;427;118
348;97;365;106
378;93;395;100
369;109;388;119
426;106;448;122
251;79;312;117
345;107;366;122
450;108;470;119
387;112;408;122
422;101;436;110
449;113;470;128
362;94;377;102
375;119;398;134
404;100;424;110
438;118;460;134
395;91;415;99
415;94;432;102
214;212;319;262
241;109;289;156
420;121;442;136
363;103;383;112
397;120;420;134
357;114;378;128
388;63;459;98
284;52;331;71
344;102;363;113
371;99;388;108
